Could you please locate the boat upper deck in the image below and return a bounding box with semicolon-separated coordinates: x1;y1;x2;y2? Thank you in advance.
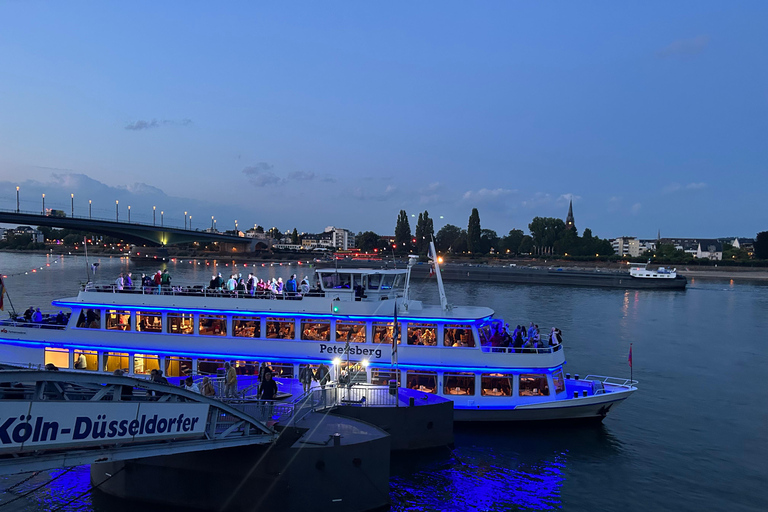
55;280;495;323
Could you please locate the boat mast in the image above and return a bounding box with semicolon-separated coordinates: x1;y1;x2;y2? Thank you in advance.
429;240;450;311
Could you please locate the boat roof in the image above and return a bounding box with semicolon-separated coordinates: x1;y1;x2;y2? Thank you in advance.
315;268;408;275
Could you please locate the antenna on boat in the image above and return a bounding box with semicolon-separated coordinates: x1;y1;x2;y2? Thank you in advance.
83;236;91;283
429;239;450;311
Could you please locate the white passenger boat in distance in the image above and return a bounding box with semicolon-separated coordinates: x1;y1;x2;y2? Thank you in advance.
0;243;637;422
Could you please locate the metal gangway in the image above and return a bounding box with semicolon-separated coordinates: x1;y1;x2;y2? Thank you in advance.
0;370;277;476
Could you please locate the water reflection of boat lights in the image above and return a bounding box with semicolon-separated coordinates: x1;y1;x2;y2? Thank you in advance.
392;451;566;511
35;466;92;510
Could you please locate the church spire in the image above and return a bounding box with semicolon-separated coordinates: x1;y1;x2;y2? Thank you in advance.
565;198;576;232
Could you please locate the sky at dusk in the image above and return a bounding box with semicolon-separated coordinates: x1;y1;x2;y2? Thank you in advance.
1;1;766;239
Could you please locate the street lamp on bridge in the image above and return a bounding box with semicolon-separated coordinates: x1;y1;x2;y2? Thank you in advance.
89;200;92;219
211;216;214;230
153;206;156;226
71;194;74;217
42;193;45;215
161;211;164;227
128;205;131;223
184;211;188;230
116;200;119;222
16;187;19;213
189;215;192;230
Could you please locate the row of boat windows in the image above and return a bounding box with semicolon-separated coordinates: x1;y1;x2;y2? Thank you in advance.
72;308;477;347
43;347;563;397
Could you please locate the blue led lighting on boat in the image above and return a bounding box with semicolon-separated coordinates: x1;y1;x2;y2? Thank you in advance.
0;336;564;373
51;300;493;324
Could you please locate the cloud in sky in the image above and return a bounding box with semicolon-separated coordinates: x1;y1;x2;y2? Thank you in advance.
558;193;581;204
242;164;333;187
657;35;710;58
462;188;516;201
662;182;708;194
631;203;642;214
124;119;193;131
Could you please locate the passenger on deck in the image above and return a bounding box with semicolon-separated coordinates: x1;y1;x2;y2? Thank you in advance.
32;308;43;323
285;274;297;299
141;273;152;289
24;306;34;322
115;273;124;291
225;362;237;398
56;311;67;324
277;277;284;294
125;272;133;290
258;370;278;401
184;376;201;394
209;274;217;289
300;276;310;295
161;269;171;287
532;325;541;347
247;274;256;295
236;276;246;292
200;376;216;397
75;351;87;369
299;365;314;394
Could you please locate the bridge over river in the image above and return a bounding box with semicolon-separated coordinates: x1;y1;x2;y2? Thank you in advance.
0;210;251;247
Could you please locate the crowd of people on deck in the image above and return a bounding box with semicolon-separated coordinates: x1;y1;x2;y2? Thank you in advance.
207;272;313;299
484;322;563;351
13;306;69;325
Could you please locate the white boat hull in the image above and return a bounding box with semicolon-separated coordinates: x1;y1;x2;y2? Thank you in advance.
453;389;635;422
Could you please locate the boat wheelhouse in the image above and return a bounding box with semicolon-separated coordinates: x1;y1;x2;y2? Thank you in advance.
0;251;636;421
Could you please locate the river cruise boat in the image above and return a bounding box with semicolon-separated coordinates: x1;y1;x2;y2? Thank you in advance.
0;248;636;421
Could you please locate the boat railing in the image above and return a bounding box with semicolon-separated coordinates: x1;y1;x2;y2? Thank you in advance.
584;375;638;389
83;282;327;300
0;314;68;330
481;341;564;355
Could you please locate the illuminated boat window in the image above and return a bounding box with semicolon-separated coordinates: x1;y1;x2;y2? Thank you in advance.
199;315;227;336
232;360;259;375
335;320;366;343
553;369;565;394
167;313;194;335
75;308;101;329
339;361;367;384
407;323;437;346
301;319;331;341
444;324;475;347
370;367;400;386
406;370;437;394
443;372;475;395
266;317;295;339
372;322;402;344
45;347;69;369
519;374;550;397
264;361;294;378
198;358;226;376
233;316;261;338
104;352;129;373
73;349;98;371
134;354;160;375
136;311;162;333
106;310;131;331
165;356;193;377
481;373;513;397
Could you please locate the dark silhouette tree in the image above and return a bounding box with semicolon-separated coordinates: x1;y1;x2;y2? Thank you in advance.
415;210;434;255
357;231;383;253
501;229;524;256
291;228;300;245
394;210;412;254
436;224;463;253
467;208;481;255
479;229;500;254
755;231;768;259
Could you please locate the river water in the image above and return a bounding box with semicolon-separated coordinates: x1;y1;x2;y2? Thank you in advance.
0;252;766;511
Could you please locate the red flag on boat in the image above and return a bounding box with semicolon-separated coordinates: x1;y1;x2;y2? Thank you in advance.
628;344;633;368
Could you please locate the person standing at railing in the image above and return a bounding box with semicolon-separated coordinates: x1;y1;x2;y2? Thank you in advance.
115;273;124;291
125;272;133;290
259;370;278;418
